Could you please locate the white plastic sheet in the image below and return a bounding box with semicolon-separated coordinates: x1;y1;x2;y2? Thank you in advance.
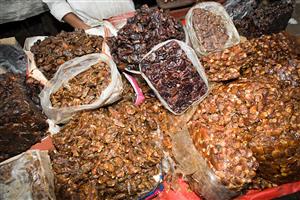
39;53;123;124
0;150;55;200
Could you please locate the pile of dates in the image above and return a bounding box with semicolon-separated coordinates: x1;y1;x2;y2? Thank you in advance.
141;41;208;114
240;32;300;87
224;0;295;38
201;45;248;82
0;73;48;162
31;30;103;80
51;81;174;200
50;61;111;108
109;5;185;71
192;8;229;52
188;77;300;191
201;32;299;85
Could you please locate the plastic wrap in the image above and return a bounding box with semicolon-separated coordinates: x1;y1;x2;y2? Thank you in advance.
139;39;209;115
224;0;295;38
171;126;238;200
0;150;55;200
223;0;257;20
39;53;123;124
0;45;27;75
186;2;240;56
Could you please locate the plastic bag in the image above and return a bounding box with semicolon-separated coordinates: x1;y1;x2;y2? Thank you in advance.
185;2;240;56
171;126;238;200
0;150;55;200
224;0;295;38
39;53;123;124
223;0;257;20
138;39;209;115
0;44;27;75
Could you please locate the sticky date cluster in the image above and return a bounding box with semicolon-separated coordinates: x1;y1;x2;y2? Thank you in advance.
50;61;111;108
201;32;299;84
192;8;229;52
109;5;185;71
31;30;103;80
141;41;208;114
188;77;300;190
50;86;172;199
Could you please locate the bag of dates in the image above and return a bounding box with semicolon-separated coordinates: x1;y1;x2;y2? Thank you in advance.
0;73;48;162
39;53;123;124
0;150;55;200
139;39;209;115
224;0;295;38
185;2;240;56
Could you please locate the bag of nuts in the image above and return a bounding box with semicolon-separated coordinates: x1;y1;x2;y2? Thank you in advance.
139;39;209;115
39;53;123;124
185;2;240;56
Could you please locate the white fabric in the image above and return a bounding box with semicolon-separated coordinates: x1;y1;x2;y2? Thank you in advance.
43;0;135;26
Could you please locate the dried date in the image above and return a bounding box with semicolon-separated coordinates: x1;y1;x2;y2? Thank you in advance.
50;61;111;108
108;5;185;71
141;41;208;114
0;73;48;162
201;45;247;81
188;77;300;190
240;32;300;87
50;80;176;200
31;30;103;80
192;8;229;52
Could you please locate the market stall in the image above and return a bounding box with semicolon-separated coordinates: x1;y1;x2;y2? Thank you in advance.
0;1;300;200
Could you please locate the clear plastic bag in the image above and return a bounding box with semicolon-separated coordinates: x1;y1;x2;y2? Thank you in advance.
171;126;238;200
39;53;123;124
185;2;240;56
224;0;257;20
138;39;209;115
0;150;55;200
0;45;27;75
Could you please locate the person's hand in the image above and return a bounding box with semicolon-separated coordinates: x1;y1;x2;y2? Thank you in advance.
63;13;91;30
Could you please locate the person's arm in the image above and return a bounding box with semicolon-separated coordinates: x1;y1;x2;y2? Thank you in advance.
43;0;90;30
62;13;90;30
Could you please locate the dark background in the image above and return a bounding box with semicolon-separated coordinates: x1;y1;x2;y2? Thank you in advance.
0;0;157;46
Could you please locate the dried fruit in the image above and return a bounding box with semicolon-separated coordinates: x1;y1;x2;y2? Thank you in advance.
50;81;174;200
201;45;247;81
241;32;300;87
201;32;300;85
31;30;103;80
192;8;229;52
108;5;185;71
188;77;300;190
141;41;208;114
50;61;111;108
0;73;48;162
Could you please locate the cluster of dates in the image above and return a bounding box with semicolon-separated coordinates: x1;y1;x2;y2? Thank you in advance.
109;5;185;71
50;81;175;200
192;8;229;52
50;61;111;108
141;41;208;114
188;77;300;190
201;32;299;85
0;73;47;162
31;30;103;80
